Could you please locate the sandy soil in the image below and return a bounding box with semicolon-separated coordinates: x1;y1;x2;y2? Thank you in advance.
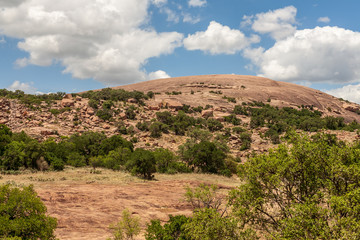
0;168;239;240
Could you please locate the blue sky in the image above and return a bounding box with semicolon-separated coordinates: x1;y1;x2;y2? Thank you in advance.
1;0;360;102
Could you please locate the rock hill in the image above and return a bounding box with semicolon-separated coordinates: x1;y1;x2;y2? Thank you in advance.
1;74;360;159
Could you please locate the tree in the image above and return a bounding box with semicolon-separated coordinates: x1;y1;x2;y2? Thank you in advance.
108;209;141;240
0;124;12;156
1;141;25;170
183;208;257;240
0;184;57;239
228;132;360;239
126;148;156;179
180;141;226;174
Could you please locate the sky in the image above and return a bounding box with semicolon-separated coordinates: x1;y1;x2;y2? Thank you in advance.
1;0;360;103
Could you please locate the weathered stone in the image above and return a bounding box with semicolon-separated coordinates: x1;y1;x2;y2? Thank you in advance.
127;98;137;103
103;124;111;129
159;99;183;110
61;99;75;107
64;93;73;99
148;104;160;110
201;109;213;118
119;112;127;120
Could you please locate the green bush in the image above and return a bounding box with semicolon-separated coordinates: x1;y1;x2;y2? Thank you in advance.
229;132;360;239
96;109;113;121
125;106;137;120
206;118;223;132
107;209;141;240
180;140;227;174
0;184;57;239
145;215;190;240
126;148;156;179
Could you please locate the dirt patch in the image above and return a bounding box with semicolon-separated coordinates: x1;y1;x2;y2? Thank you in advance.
1;168;239;240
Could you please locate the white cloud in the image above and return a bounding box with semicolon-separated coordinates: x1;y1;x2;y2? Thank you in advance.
0;0;183;86
318;16;330;23
183;13;200;24
148;70;170;80
152;0;167;6
184;21;260;55
0;36;5;44
245;6;297;40
7;80;39;94
326;84;360;104
0;0;26;7
244;26;360;84
188;0;206;7
160;7;179;23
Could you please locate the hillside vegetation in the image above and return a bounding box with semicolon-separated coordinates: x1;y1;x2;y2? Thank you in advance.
1;75;360;239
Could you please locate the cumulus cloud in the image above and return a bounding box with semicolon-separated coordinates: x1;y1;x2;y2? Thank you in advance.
148;70;170;80
244;26;360;83
318;16;330;23
188;0;206;7
184;21;260;55
326;84;360;104
244;6;297;40
0;0;183;86
7;80;39;94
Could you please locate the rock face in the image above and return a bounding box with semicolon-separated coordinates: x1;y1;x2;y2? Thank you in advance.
2;74;360;158
201;109;213;118
159;99;183;110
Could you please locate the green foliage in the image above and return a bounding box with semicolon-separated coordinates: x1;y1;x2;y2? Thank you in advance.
147;91;155;99
126;148;156;180
103;147;132;170
223;96;237;103
233;105;249;116
149;122;168;138
145;215;190;240
80;88;148;103
229;132;360;239
0;184;57;239
184;184;222;211
0;89;65;108
66;152;86;167
125;105;137;120
96;109;113;121
108;209;141;240
1;141;25;170
136;121;150;131
88;99;99;109
179;140;227;174
103;100;114;110
223;114;241;125
153;148;176;173
184;208;257;240
206;118;223;132
0;124;12;156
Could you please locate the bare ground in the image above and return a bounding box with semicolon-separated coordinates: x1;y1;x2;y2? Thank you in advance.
0;167;240;240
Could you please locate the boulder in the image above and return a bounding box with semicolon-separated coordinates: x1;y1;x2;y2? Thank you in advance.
160;99;183;110
119;112;127;120
61;99;75;107
148;104;160;110
127;98;137;103
64;93;73;99
201;109;213;118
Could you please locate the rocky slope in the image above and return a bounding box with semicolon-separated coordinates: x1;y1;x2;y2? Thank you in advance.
1;74;360;159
